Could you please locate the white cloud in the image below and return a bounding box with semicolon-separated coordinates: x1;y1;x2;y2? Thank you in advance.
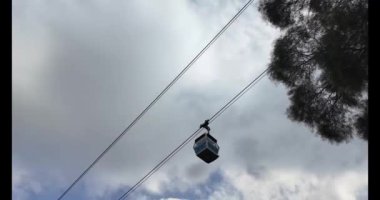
222;168;368;200
12;163;42;200
207;180;242;200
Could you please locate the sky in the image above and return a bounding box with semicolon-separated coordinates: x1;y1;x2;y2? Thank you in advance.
12;0;368;200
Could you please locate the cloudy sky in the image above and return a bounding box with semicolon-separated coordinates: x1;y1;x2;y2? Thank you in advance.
12;0;368;199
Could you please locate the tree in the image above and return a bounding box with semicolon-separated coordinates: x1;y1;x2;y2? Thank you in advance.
258;0;368;143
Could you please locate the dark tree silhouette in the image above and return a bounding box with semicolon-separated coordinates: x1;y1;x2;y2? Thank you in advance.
258;0;368;143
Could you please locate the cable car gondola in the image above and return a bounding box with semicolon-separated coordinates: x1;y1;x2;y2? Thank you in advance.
193;120;219;163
